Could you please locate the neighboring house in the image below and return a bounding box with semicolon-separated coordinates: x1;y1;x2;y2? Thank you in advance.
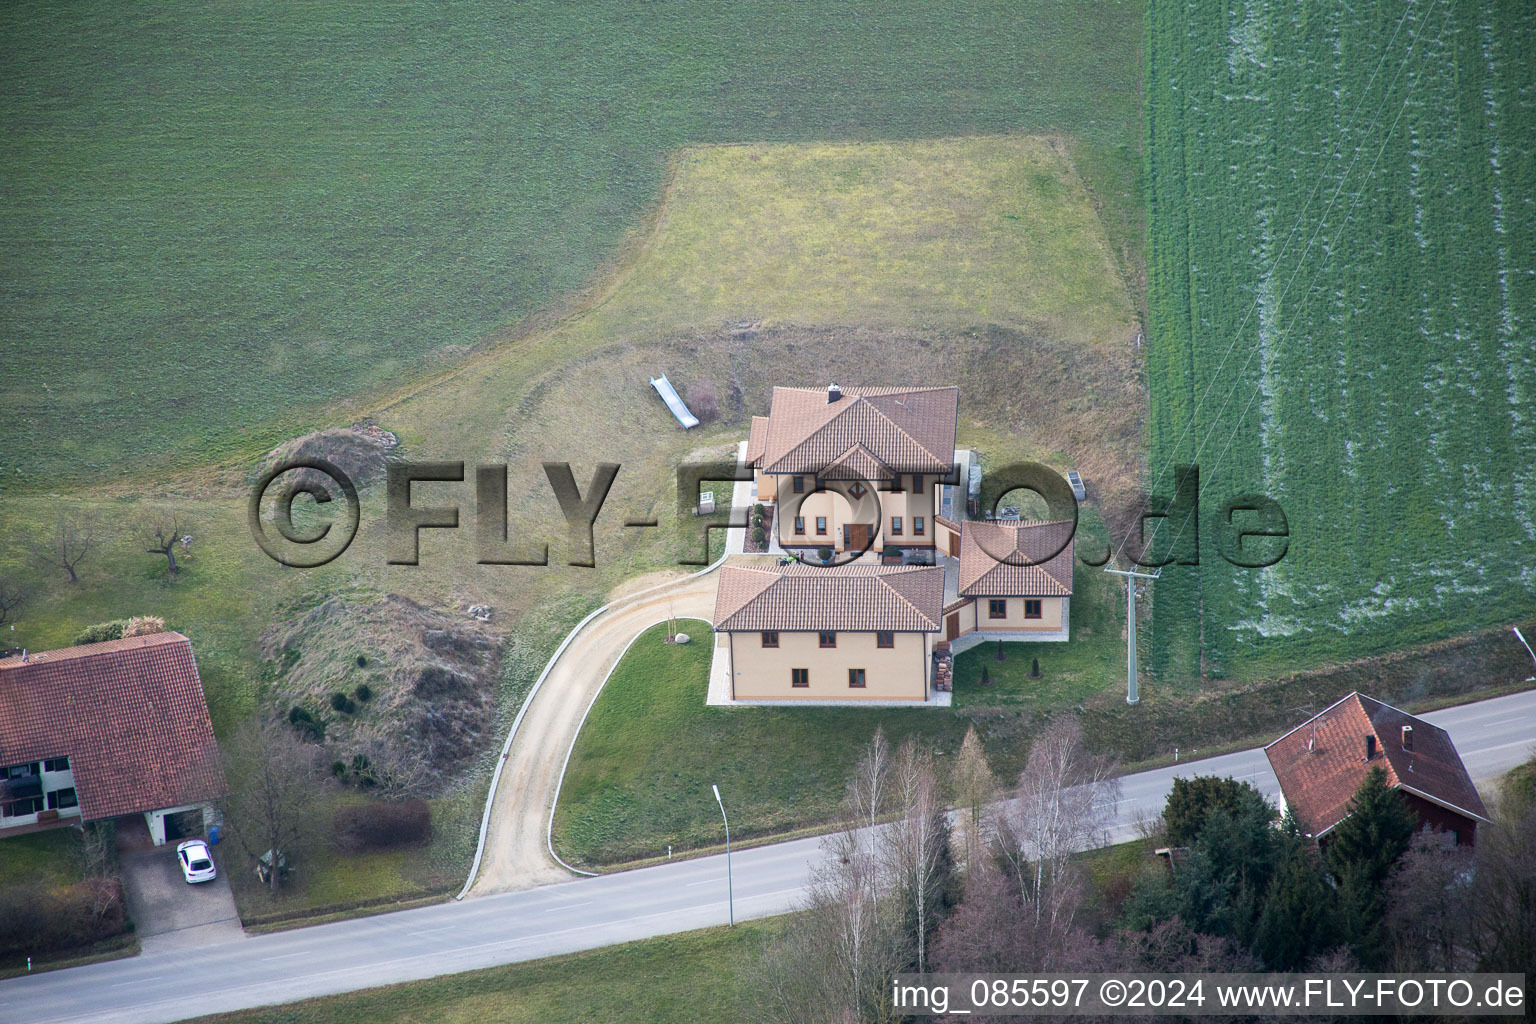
747;384;959;561
935;518;1073;648
1264;692;1491;848
0;632;226;845
712;562;944;701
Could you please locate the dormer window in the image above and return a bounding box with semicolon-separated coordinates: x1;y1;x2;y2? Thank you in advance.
848;482;867;499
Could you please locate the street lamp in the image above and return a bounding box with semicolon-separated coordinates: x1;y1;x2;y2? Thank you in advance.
712;783;734;927
1515;626;1536;681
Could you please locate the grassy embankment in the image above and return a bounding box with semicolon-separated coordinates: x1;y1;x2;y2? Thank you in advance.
188;922;781;1024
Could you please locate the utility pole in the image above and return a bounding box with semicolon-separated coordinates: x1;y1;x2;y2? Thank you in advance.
1104;565;1160;705
1515;626;1536;681
712;783;734;926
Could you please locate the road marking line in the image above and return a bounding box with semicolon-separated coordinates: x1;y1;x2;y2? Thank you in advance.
542;901;593;913
111;977;164;987
261;952;307;960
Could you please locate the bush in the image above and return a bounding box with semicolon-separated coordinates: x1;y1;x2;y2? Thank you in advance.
331;760;348;779
74;620;128;645
333;799;432;852
817;546;833;563
0;879;126;956
751;525;766;544
329;691;357;714
687;380;720;424
355;654;368;668
287;706;325;741
354;683;373;702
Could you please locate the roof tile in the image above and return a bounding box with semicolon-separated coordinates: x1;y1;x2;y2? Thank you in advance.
0;633;227;821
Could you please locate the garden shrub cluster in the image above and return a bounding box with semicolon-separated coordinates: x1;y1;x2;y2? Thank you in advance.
333;799;432;853
0;880;126;957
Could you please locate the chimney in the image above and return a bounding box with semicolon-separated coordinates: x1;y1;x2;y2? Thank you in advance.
1365;734;1376;760
1401;725;1413;751
827;383;842;403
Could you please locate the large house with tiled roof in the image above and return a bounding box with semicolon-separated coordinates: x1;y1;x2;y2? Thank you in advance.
933;518;1074;646
747;384;959;560
1264;692;1490;848
0;632;226;845
722;383;1077;701
713;563;944;701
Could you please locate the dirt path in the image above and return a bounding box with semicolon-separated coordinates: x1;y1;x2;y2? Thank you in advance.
467;572;721;895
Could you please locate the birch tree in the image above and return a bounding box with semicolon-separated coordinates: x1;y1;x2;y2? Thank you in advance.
1000;719;1119;931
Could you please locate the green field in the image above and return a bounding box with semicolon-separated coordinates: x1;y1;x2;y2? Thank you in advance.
1144;0;1536;681
191;922;779;1024
1;0;1143;485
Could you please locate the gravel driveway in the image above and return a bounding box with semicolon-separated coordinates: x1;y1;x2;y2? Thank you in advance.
119;845;244;952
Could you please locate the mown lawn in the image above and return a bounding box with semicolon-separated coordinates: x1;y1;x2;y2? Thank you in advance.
555;514;1133;869
0;829;84;889
188;921;780;1024
953;511;1125;709
2;0;1144;486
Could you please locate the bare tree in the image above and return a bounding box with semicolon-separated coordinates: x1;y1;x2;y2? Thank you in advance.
883;739;949;972
999;719;1120;931
1470;794;1536;972
950;726;997;876
221;716;327;893
1384;832;1475;970
0;578;32;629
844;727;891;899
29;513;97;583
756;829;905;1024
142;511;185;576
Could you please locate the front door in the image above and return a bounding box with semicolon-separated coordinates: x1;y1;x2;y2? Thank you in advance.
948;532;961;557
844;523;872;553
946;613;960;641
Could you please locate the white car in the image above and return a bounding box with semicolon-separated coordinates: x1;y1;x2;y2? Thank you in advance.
176;839;217;884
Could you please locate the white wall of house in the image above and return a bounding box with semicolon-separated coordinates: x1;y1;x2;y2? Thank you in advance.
0;757;82;831
145;803;208;846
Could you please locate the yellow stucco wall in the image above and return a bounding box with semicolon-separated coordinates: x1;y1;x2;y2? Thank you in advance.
771;474;938;551
965;595;1066;631
727;629;931;700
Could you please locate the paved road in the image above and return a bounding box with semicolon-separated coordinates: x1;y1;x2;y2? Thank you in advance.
8;688;1533;1024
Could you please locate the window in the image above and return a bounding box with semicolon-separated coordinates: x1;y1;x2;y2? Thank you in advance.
816;516;827;535
819;631;837;648
794;516;805;534
849;482;867;499
890;516;903;535
876;631;894;648
47;788;78;810
3;764;36;780
989;599;1007;619
1024;599;1042;619
911;475;923;494
1;797;43;819
761;631;779;648
913;516;925;536
43;757;70;773
791;668;809;688
848;668;867;688
793;476;805;493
